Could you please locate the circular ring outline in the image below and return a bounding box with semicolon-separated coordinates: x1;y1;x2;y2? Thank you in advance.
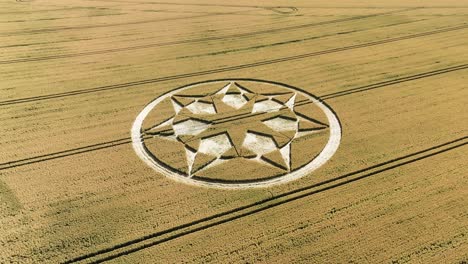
131;79;341;189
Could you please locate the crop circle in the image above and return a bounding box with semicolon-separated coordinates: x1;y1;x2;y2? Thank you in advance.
132;79;341;189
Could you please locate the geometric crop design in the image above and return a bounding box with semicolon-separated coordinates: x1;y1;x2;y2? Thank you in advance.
131;79;341;189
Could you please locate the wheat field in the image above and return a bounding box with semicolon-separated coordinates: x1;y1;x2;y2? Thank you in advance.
0;0;467;263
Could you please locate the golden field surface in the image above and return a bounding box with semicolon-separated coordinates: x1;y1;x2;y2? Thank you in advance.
0;0;467;263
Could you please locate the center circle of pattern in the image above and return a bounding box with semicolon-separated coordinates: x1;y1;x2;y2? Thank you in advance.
131;79;341;189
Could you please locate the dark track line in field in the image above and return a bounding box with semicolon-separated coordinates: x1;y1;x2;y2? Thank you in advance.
321;63;468;99
83;0;300;9
0;138;132;171
0;63;465;171
0;9;249;36
83;0;468;9
165;63;468;132
0;7;104;15
0;8;293;48
0;12;125;24
203;63;468;122
62;137;468;263
172;18;429;61
128;8;292;17
1;24;466;107
0;8;417;64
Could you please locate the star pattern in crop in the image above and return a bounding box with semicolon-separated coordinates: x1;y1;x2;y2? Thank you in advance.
143;82;328;176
